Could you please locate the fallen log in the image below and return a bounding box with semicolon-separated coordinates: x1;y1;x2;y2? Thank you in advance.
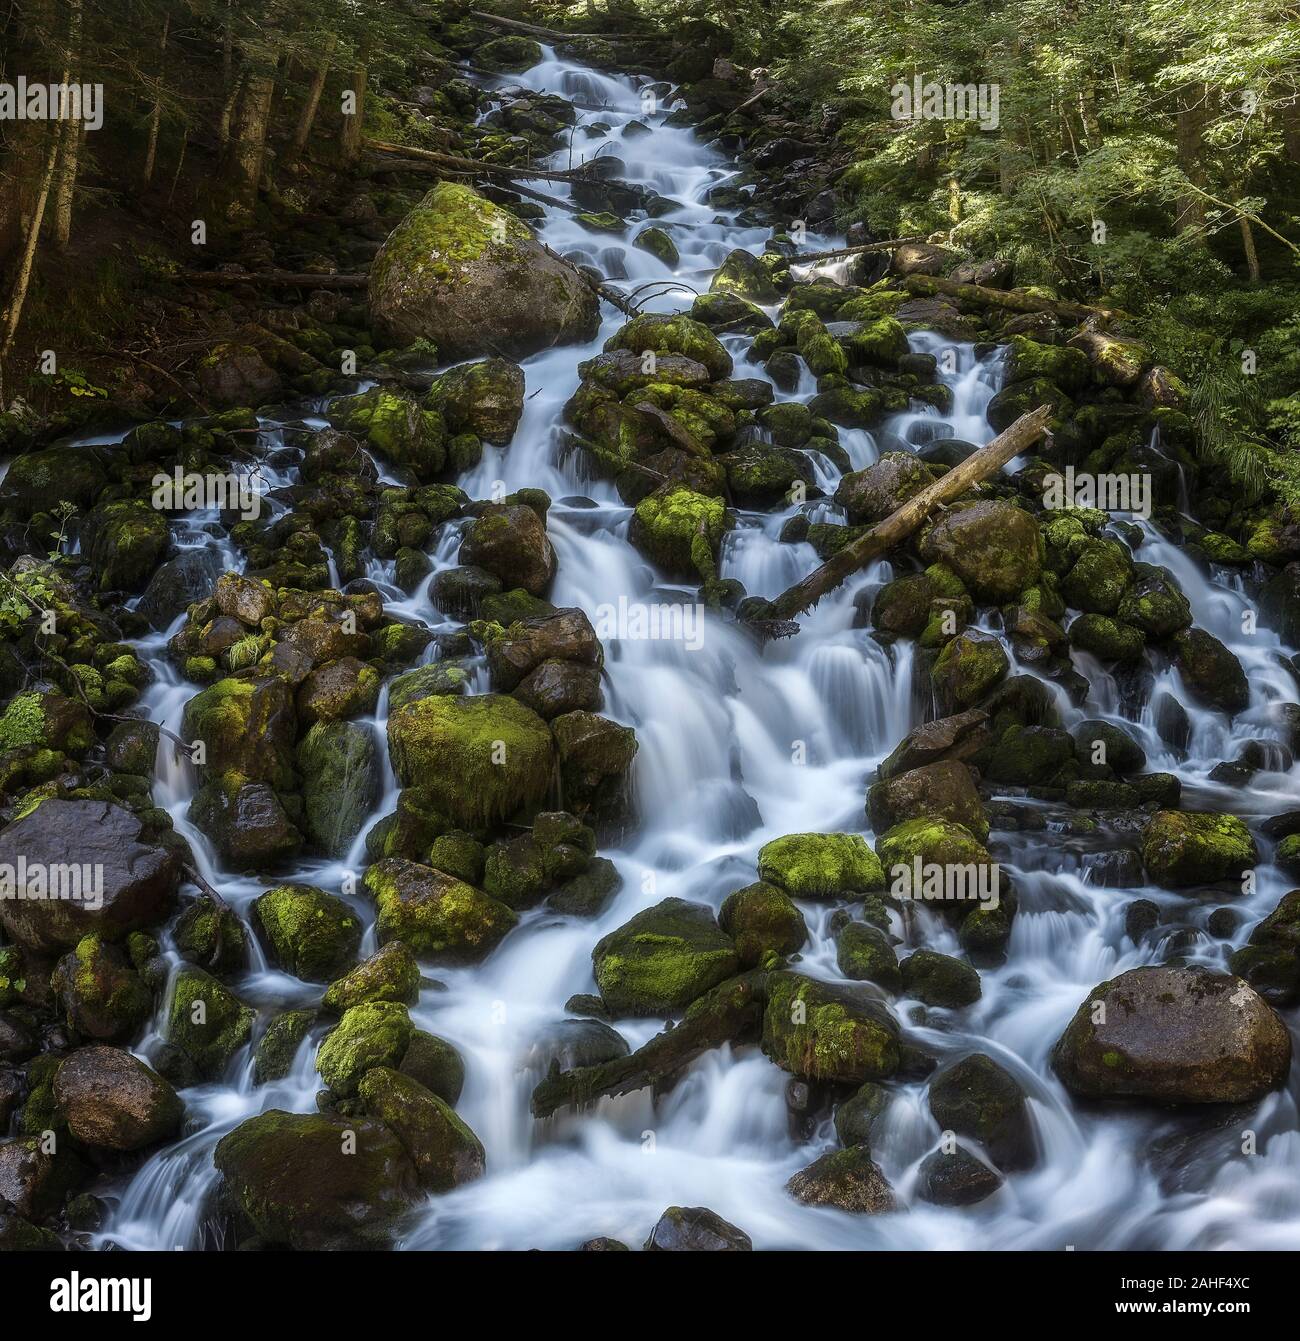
185;269;368;289
469;9;666;41
367;155;582;214
531;971;769;1118
791;236;926;265
901;274;1123;324
365;138;596;184
763;404;1053;622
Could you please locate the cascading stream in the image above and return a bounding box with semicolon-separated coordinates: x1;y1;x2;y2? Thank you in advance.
95;47;1299;1251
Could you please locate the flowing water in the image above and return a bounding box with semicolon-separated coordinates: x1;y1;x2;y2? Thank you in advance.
86;48;1300;1251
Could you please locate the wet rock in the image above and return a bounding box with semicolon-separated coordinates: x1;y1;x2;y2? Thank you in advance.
546;855;622;917
719;881;807;967
386;692;553;828
867;760;987;842
879;710;990;779
757;832;884;898
916;1144;1003;1206
459;503;556;596
931;631;1010;713
174;895;248;977
253;883;361;983
214;1109;418;1249
1140;810;1256;888
181;673;297;788
629;485;730;577
1052;965;1291;1103
53;1046;182;1151
928;1053;1035;1170
1116;564;1192;637
188;778;303;872
918;500;1042;602
51;936;152;1042
358;1066;484;1193
1124;898;1160;942
296;657;381;725
165;967;255;1079
710;247;781;304
0;799;180;954
322;941;421;1013
253;1010;315;1084
425;358;525;445
1229;890;1300;1004
1170;627;1249;714
316;1001;412;1097
592;898;739;1017
296;720;380;858
834;1081;891;1148
369;183;598;359
786;1146;896;1213
762;972;900;1083
837;922;900;991
604;312;733;381
900;950;981;1007
137;548;222;629
1071;719;1146;775
525;1018;629;1074
643;1205;752;1251
836;452;933;525
364;858;517;965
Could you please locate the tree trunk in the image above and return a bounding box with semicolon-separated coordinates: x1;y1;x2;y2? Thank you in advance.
224;69;277;216
340;56;370;166
52;116;81;249
285;37;336;168
900;273;1122;322
764;406;1054;622
1240;215;1260;283
142;13;171;184
1175;83;1208;238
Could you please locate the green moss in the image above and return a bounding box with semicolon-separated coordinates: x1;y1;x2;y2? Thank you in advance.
757;832;885;898
629;486;730;578
253;883;362;982
166;967;255;1078
363;857;517;964
1140;810;1257;888
761;972;900;1083
316;1000;413;1096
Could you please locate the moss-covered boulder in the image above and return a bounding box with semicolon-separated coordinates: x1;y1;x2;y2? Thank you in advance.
786;1146;895;1213
51;935;152;1042
425;357;525;445
296;720;380;858
931;631;1009;712
165;967;255;1079
757;832;885;898
329;388;447;481
364;858;517;964
919;500;1041;602
928;1053;1034;1170
252;883;361;982
1116;564;1192;637
867;760;987;842
386;692;554;828
836;922;900;991
1052;966;1291;1103
214;1109;418;1249
0;688;92;757
605;313;733;380
83;499;169;592
834;1081;891;1147
1171;627;1249;714
188;777;304;872
1068;612;1145;663
835;452;933;525
459;502;556;596
1004;334;1089;392
761;972;900;1083
322;941;421;1012
718;881;807;966
296;657;381;725
710;248;781;304
400;1030;466;1105
316;1000;412;1096
1059;537;1132;615
1067;330;1147;387
629;485;730;577
1140;810;1256;888
900;949;981;1006
181;673;297;790
369;183;599;359
1229;890;1300;1004
253;1009;316;1084
635;226;680;265
592;898;739;1016
478;34;543;70
358;1066;485;1193
53;1046;182;1151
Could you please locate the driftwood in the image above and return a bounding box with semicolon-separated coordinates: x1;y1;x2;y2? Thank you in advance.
764;404;1054;621
901;274;1123;324
469;10;665;42
186;269;368;289
531;971;769;1118
791;236;926;265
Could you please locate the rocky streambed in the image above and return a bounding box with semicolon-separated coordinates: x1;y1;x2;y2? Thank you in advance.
0;42;1298;1254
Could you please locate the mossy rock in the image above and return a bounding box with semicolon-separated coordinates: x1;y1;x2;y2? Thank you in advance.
710;247;781;304
329;387;447;480
605;313;733;380
1059;537;1132;615
478;35;543;71
1067;612;1145;663
1229;890;1300;1004
1115;564;1192;637
836;922;900;991
253;1009;316;1084
297;720;380;858
928;1053;1034;1170
1140;810;1257;888
180;673;297;790
364;857;517;964
253;883;362;983
591;897;739;1017
1171;627;1249;714
50;934;152;1042
931;631;1010;713
629;485;730;578
425;357;525;445
1004;335;1088;393
757;832;885;898
322;941;421;1013
84;499;169;592
386;692;554;828
635;226;680;265
900;949;981;1007
358;1067;485;1193
761;971;900;1083
718;881;807;966
316;1000;413;1096
918;500;1042;602
399;1030;465;1105
166;967;255;1079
